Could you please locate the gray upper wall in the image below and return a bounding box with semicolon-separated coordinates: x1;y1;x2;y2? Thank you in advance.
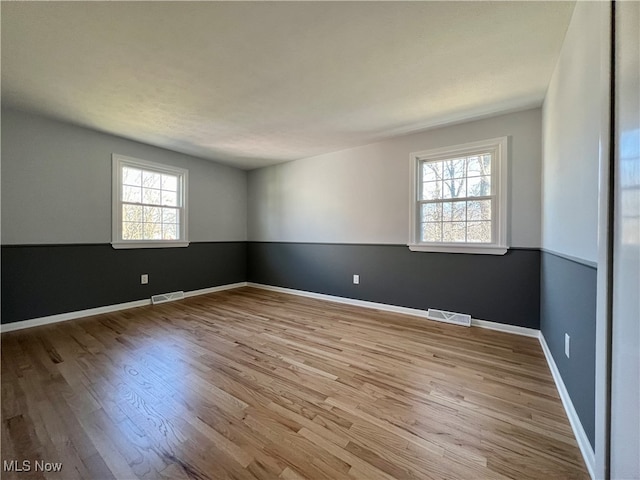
1;108;247;244
542;2;603;264
248;108;542;247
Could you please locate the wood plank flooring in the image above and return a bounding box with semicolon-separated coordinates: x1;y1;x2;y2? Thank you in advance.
1;287;589;479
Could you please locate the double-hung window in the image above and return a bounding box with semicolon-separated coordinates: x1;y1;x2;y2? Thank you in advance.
112;154;189;249
408;137;508;255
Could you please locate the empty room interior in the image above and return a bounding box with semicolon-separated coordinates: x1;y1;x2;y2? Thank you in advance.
1;1;638;480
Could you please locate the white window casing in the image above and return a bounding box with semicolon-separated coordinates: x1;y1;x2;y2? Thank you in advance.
408;137;508;255
111;154;189;249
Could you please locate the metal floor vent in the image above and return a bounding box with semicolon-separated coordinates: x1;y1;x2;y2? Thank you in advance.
151;291;185;305
427;308;471;327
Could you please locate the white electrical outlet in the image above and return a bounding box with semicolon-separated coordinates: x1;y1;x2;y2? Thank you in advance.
353;274;360;285
141;274;149;285
565;333;570;358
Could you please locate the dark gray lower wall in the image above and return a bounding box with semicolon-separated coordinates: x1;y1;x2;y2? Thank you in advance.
2;241;541;328
540;251;597;448
248;242;541;329
1;242;246;324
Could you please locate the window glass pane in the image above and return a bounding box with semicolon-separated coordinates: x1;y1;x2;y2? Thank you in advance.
422;161;442;182
442;201;466;221
162;190;177;207
442;202;451;220
163;224;178;240
142;188;162;205
162;207;178;224
421;203;442;222
442;222;466;242
466;156;480;176
421;181;442;200
467;200;491;221
467;154;492;177
142;171;161;189
467;221;492;243
442;178;466;199
122;222;143;240
481;154;491;172
421;223;442;242
162;174;178;191
123;167;142;186
123;185;142;203
122;204;142;223
143;223;162;239
467;175;491;197
442;158;466;180
143;206;162;223
452;201;466;221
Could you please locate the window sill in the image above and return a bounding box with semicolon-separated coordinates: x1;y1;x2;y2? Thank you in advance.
407;243;508;255
111;241;190;249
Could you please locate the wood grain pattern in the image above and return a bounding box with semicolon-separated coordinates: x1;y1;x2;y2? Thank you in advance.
1;287;589;479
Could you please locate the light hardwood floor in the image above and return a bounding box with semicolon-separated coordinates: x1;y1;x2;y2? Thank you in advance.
1;287;589;479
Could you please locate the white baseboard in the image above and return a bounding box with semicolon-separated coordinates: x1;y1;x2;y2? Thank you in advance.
539;333;596;479
470;318;540;338
247;282;539;338
183;282;247;298
0;282;248;333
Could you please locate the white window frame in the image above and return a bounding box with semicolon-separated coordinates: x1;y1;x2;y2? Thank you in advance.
111;154;189;249
408;137;508;255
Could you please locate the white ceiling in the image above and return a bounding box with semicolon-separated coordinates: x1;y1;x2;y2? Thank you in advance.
2;1;575;170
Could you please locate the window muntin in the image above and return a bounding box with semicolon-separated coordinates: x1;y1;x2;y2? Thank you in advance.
112;155;188;249
409;137;507;254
